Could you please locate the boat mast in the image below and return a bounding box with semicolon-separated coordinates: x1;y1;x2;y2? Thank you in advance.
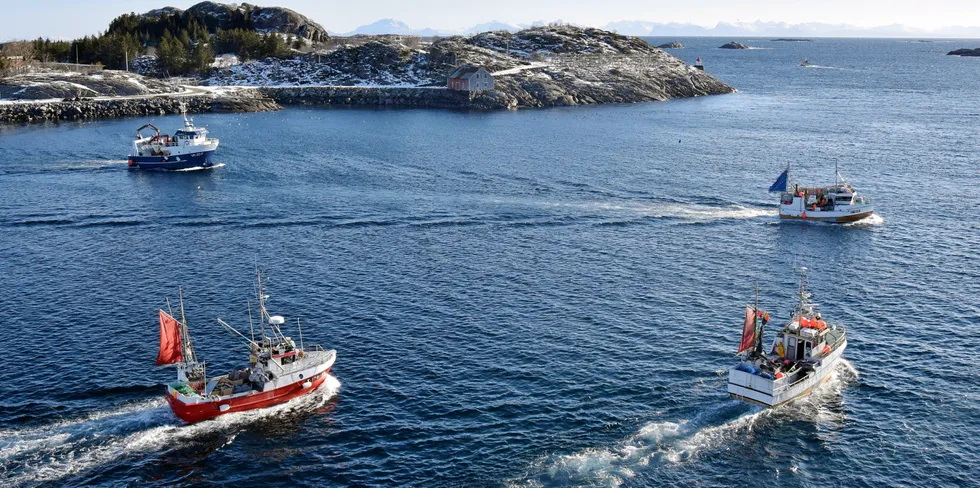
297;317;304;352
796;267;809;317
257;269;267;351
247;300;255;343
754;282;765;355
177;287;195;364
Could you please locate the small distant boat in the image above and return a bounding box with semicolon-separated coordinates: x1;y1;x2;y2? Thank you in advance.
801;58;810;66
128;112;219;170
728;268;848;407
157;273;336;424
769;164;874;223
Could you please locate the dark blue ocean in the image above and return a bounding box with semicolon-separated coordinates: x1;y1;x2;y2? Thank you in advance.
1;38;978;487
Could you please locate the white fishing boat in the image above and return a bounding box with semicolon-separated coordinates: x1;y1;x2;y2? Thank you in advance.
728;268;848;407
128;112;219;170
769;164;874;223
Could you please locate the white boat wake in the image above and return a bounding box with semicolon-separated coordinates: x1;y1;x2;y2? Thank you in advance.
545;200;772;223
173;163;226;172
511;361;858;488
0;375;341;488
844;213;884;227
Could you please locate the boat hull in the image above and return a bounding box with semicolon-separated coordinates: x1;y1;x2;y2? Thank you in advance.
728;339;846;407
779;210;874;223
129;149;215;171
778;193;874;223
166;365;332;424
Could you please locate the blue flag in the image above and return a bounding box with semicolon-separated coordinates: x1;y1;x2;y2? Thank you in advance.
768;169;788;192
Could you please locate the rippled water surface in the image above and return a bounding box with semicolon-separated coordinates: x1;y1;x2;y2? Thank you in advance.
1;38;978;487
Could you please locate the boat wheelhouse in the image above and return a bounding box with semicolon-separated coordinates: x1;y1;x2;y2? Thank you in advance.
727;268;848;407
769;164;874;223
128;113;219;171
157;274;336;424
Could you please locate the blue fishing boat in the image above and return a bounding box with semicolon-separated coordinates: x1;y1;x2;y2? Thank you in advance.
128;114;219;170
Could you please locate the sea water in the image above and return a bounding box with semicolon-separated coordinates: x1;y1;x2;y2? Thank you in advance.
0;37;977;487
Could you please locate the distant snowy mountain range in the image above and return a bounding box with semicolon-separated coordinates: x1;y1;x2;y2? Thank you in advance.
603;20;980;38
331;18;554;37
333;18;980;38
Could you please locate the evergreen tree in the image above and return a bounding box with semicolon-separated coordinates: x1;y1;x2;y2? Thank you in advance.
179;29;192;48
261;33;286;59
191;42;214;74
157;30;188;75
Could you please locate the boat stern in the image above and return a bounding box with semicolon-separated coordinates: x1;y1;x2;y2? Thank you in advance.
728;366;777;407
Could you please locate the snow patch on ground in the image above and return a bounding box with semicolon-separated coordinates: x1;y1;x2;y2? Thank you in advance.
211;54;240;69
491;62;550;76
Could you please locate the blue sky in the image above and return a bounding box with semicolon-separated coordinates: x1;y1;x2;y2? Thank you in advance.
2;0;978;40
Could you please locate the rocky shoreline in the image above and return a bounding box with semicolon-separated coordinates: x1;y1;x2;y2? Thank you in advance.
1;25;738;125
0;92;280;124
259;86;517;110
0;70;735;124
0;87;522;124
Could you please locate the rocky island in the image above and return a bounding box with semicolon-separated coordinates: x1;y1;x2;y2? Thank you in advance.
947;48;980;57
208;27;733;108
719;41;750;49
0;2;735;124
656;42;684;49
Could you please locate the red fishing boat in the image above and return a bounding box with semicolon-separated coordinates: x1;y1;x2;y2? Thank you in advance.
156;274;337;424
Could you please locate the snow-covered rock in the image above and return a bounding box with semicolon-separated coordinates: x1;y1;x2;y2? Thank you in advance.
202;25;734;107
0;68;181;100
211;54;241;69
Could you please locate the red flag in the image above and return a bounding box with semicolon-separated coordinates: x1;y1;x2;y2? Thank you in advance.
737;307;756;354
156;310;183;365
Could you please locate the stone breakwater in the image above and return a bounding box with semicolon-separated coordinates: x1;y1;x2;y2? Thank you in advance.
0;86;518;124
0;91;281;124
257;86;518;110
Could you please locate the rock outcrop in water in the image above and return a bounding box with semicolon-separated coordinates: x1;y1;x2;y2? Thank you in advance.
719;41;750;49
947;48;980;57
656;42;684;49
